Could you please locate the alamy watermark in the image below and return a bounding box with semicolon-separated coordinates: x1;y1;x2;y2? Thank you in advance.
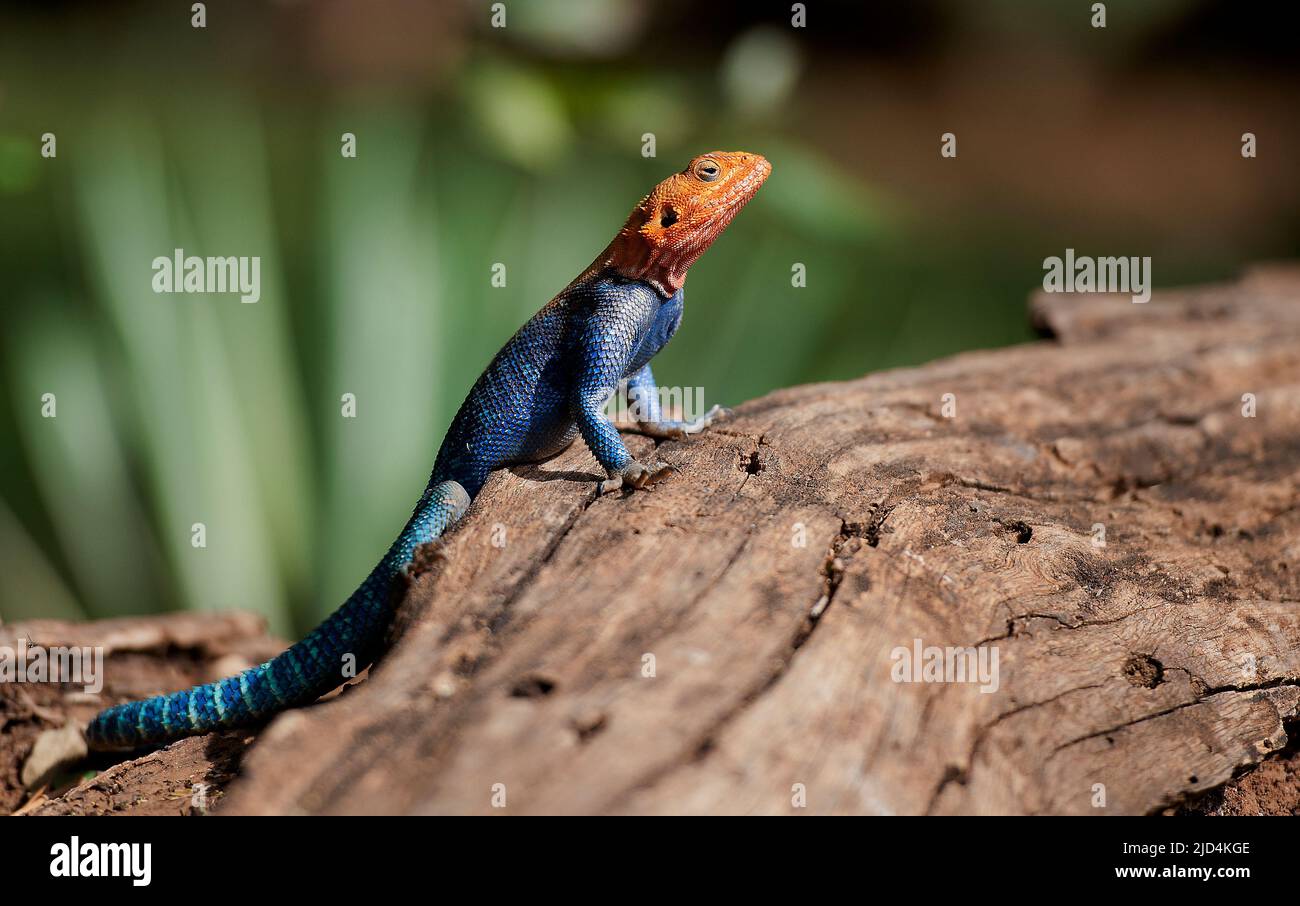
152;248;261;303
0;637;103;694
50;837;151;887
1042;249;1151;303
604;384;709;424
890;638;999;693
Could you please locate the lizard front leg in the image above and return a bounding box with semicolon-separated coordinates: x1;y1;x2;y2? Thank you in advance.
572;314;674;494
575;383;673;493
625;364;732;440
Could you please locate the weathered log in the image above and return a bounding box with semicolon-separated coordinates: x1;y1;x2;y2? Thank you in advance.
7;267;1300;815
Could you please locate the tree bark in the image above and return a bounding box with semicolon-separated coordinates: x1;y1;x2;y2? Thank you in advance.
7;266;1300;815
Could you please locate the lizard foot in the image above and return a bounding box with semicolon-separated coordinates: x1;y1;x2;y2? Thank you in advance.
600;460;675;494
633;405;735;440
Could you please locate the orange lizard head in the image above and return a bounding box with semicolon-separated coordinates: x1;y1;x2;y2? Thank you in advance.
607;151;771;296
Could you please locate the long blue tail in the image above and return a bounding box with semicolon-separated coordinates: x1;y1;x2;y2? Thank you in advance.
86;480;471;751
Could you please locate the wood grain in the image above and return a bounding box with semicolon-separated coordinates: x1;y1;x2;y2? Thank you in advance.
10;267;1300;815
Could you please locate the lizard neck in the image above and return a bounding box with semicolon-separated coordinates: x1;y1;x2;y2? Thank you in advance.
590;235;684;299
564;241;679;300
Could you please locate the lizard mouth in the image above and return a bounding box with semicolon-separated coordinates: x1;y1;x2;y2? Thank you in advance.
696;155;771;233
719;155;771;212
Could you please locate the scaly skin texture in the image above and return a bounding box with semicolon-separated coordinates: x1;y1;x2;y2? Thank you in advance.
86;151;770;751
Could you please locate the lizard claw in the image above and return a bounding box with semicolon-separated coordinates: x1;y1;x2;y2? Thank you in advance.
601;460;675;493
672;404;734;437
695;404;733;430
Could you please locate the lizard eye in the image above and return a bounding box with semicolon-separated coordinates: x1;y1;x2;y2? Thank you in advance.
693;159;721;182
659;206;678;227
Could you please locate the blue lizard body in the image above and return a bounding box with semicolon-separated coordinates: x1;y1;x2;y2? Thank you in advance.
432;277;673;495
86;151;769;751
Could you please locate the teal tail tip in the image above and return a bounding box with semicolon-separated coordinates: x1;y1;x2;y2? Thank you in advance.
85;700;170;751
84;643;353;751
85;673;267;751
84;479;475;753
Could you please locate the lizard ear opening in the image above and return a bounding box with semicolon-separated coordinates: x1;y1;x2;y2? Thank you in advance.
659;206;678;228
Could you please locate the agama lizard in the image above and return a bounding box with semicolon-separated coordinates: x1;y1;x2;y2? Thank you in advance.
87;151;771;750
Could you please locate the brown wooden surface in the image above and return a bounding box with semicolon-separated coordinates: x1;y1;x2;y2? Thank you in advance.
6;267;1300;815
